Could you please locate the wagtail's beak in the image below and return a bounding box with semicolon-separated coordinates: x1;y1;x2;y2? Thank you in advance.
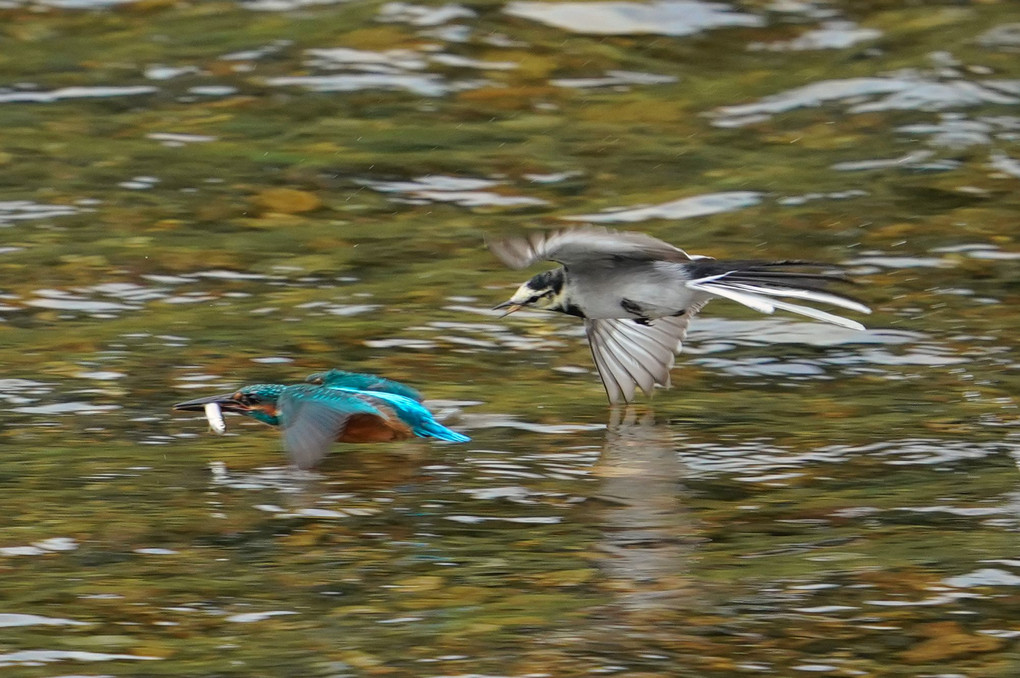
493;300;523;317
172;393;242;412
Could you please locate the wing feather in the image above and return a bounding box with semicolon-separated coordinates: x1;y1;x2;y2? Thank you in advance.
587;334;625;404
487;226;693;269
596;323;663;395
278;388;381;469
584;314;696;404
598;327;658;397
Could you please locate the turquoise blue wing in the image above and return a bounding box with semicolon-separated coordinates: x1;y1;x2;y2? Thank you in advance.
305;369;424;402
278;385;385;469
346;389;470;443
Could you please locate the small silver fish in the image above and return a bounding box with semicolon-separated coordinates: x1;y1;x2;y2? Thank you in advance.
204;402;226;435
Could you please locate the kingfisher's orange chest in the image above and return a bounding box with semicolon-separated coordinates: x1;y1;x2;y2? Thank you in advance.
336;401;413;443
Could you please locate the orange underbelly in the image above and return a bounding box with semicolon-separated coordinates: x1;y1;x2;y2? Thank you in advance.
338;413;414;443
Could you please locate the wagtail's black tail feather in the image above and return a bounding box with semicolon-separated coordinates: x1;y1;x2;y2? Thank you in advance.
685;260;870;331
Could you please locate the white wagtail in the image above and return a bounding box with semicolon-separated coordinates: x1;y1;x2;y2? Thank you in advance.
488;227;870;404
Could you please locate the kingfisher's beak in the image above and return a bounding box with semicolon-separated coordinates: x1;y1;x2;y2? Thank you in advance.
173;392;243;413
493;299;523;317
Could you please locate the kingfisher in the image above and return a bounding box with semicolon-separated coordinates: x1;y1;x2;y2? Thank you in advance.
173;371;470;469
488;226;871;404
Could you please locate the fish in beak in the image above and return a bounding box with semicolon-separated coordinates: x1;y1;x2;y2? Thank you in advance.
173;392;243;435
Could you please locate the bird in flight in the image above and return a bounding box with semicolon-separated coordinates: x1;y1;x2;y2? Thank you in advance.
488;226;870;404
173;369;469;469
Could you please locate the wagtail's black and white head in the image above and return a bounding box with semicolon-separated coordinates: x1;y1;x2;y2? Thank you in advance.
488;226;871;404
493;269;573;316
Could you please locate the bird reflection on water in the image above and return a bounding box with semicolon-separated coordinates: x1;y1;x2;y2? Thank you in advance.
593;407;700;610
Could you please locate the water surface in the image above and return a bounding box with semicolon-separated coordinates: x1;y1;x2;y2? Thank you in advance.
1;1;1018;676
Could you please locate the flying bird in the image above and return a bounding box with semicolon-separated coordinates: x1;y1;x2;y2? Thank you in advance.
173;371;469;469
488;227;870;404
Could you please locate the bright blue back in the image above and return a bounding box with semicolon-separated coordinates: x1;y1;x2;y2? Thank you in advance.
306;369;424;402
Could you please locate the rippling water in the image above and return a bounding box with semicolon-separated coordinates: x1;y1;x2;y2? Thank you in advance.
1;0;1018;676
